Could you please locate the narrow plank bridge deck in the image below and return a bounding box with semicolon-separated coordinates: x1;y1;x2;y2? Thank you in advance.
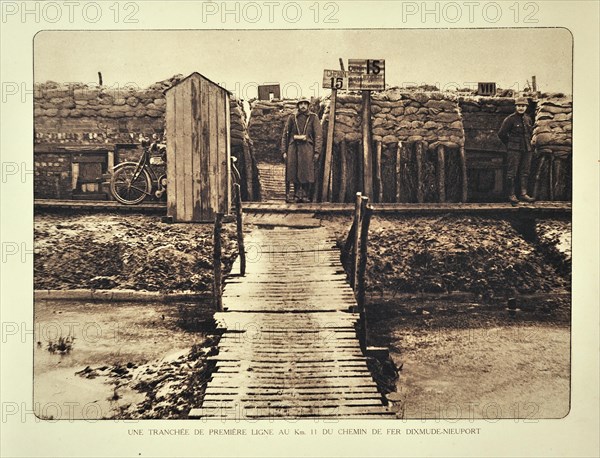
189;225;395;419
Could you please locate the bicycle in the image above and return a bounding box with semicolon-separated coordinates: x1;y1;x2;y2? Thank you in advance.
111;136;243;207
110;135;167;205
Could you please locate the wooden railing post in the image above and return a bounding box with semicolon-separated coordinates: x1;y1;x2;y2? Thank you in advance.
459;145;468;202
415;141;425;203
361;91;374;199
338;139;348;203
357;197;372;348
352;192;362;290
437;144;446;203
234;183;246;276
213;212;224;311
357;196;371;311
322;90;337;202
532;150;545;200
395;142;402;203
375;140;383;203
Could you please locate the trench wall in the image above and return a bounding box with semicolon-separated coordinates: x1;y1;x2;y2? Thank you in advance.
34;76;260;201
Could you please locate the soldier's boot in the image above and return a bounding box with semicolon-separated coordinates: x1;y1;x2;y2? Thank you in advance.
506;177;519;206
519;177;535;203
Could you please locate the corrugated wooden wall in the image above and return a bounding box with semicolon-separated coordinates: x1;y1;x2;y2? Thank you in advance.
166;73;230;222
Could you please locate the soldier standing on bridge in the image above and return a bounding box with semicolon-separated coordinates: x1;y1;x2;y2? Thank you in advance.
498;96;536;205
281;98;323;203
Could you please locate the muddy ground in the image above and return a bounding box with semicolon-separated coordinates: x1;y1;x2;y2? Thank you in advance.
34;212;238;292
34;299;217;420
321;214;571;299
34;211;571;419
368;300;570;419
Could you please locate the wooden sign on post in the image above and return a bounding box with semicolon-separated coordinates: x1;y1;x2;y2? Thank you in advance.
321;67;348;201
348;59;385;91
322;69;348;90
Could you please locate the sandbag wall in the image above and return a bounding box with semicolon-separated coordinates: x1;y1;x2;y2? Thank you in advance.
34;76;183;146
531;96;572;201
320;90;466;203
34;76;260;201
248;99;322;163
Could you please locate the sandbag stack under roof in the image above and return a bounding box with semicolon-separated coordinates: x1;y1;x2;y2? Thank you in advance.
531;95;572;201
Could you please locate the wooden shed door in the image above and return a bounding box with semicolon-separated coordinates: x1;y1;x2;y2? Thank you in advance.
166;75;230;222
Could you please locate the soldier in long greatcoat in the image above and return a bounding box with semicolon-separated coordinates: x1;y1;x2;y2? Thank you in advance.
281;98;323;203
498;96;535;205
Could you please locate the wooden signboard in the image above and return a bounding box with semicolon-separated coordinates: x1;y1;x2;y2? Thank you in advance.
322;69;348;90
348;59;385;91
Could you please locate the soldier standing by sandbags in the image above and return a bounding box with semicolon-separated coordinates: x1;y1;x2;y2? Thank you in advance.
281;98;323;203
498;96;536;205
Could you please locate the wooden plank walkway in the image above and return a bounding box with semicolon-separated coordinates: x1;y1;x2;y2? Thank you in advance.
256;162;286;201
189;225;395;419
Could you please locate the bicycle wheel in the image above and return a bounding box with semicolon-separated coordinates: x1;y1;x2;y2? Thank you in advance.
110;163;152;205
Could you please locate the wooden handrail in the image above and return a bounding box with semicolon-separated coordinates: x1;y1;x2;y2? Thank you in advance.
213;212;224;311
234;183;246;276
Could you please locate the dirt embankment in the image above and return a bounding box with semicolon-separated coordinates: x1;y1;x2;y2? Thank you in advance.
34;213;238;292
322;215;571;299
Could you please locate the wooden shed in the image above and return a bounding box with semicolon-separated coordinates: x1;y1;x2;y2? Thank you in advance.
165;72;231;222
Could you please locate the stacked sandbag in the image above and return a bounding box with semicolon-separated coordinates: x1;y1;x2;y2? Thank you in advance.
248;98;321;163
320;89;466;203
322;89;465;149
229;97;261;201
531;95;572;201
34;75;262;201
458;96;516;152
34;76;184;145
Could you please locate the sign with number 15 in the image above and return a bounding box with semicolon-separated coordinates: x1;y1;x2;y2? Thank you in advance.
322;70;349;90
348;59;386;91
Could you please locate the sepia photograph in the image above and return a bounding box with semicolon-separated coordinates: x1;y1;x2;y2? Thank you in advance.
1;2;598;457
31;27;573;421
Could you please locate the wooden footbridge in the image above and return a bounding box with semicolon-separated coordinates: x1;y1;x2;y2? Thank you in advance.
189;222;395;420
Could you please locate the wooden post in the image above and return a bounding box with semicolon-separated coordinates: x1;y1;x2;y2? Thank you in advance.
338;139;348;203
532;75;537;92
532;151;545;199
357;196;371;310
415;141;425;203
375;140;383;203
357;142;364;193
234;183;246;276
437;144;446;202
395;142;402;203
322;90;337;202
553;156;561;200
548;155;555;201
352;192;362;289
361;91;374;199
213;212;224;311
242;140;254;200
459;145;468;202
357;198;372;348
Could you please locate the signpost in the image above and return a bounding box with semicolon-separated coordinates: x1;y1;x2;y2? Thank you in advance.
321;59;386;201
321;64;348;201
